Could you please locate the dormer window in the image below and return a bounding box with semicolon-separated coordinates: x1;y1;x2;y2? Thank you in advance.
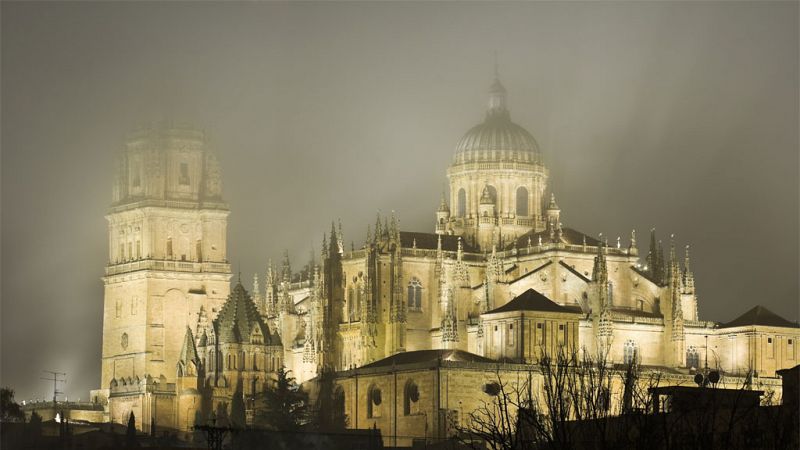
179;162;190;185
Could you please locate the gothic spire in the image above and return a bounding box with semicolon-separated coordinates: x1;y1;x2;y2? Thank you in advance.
282;250;291;283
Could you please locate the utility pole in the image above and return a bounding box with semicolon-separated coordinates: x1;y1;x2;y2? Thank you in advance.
41;370;66;405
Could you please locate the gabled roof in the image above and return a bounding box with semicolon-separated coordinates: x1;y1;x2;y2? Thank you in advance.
720;305;799;329
507;227;602;250
359;349;495;369
214;281;281;345
400;231;478;253
484;288;578;315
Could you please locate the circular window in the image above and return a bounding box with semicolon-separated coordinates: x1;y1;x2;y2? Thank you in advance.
121;333;129;350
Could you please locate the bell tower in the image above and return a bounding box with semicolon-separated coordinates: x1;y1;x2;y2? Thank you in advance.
99;125;231;424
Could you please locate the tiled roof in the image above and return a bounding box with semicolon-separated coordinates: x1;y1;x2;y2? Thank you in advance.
214;281;281;345
720;305;799;329
485;289;578;315
400;231;478;253
359;349;496;369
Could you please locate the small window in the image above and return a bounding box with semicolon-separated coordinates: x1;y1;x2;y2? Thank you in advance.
558;324;564;331
768;338;773;344
537;323;542;329
789;339;794;345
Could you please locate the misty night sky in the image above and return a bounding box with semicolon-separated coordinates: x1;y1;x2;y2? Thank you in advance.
1;2;797;401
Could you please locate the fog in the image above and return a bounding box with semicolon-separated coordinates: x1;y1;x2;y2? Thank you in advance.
2;2;797;400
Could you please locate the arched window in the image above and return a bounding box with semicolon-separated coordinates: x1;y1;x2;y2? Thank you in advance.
403;380;420;416
355;286;361;320
686;346;700;369
457;188;467;217
407;278;422;310
367;385;382;418
516;187;529;216
623;340;638;365
196;240;203;262
166;238;173;258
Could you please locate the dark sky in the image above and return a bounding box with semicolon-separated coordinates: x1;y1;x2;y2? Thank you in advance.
2;2;797;401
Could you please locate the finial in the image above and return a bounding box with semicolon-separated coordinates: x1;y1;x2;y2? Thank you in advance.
684;244;691;268
617;236;621;249
630;229;637;247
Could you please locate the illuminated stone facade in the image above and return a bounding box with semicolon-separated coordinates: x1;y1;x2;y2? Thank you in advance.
94;80;799;439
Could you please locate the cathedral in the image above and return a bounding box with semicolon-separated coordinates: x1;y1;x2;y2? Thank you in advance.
93;77;799;441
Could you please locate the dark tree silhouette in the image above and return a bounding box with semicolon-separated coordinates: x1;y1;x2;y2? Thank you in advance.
126;411;139;447
253;367;309;431
0;388;24;423
230;387;247;428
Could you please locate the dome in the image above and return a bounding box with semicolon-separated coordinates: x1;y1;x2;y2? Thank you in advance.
454;79;541;163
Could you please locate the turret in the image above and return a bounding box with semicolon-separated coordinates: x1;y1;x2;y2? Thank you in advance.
281;250;292;283
546;193;560;230
436;193;450;235
478;184;496;217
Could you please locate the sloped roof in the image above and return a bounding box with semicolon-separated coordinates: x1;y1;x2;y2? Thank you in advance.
508;227;602;250
558;261;591;283
359;349;495;369
179;326;199;364
400;231;478;253
214;281;281;345
720;305;799;329
485;288;578;315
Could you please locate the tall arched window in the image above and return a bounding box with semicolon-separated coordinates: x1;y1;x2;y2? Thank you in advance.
354;286;361;321
348;287;355;321
516;187;529;216
408;278;422;310
623;340;638;365
166;238;173;258
457;188;467;217
403;380;420;415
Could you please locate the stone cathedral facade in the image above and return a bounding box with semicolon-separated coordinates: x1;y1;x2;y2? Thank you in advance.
94;78;799;439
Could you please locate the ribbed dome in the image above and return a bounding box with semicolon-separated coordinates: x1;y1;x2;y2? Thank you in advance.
454;79;541;163
456;114;540;154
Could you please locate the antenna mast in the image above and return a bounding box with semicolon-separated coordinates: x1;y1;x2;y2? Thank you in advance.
41;370;66;405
